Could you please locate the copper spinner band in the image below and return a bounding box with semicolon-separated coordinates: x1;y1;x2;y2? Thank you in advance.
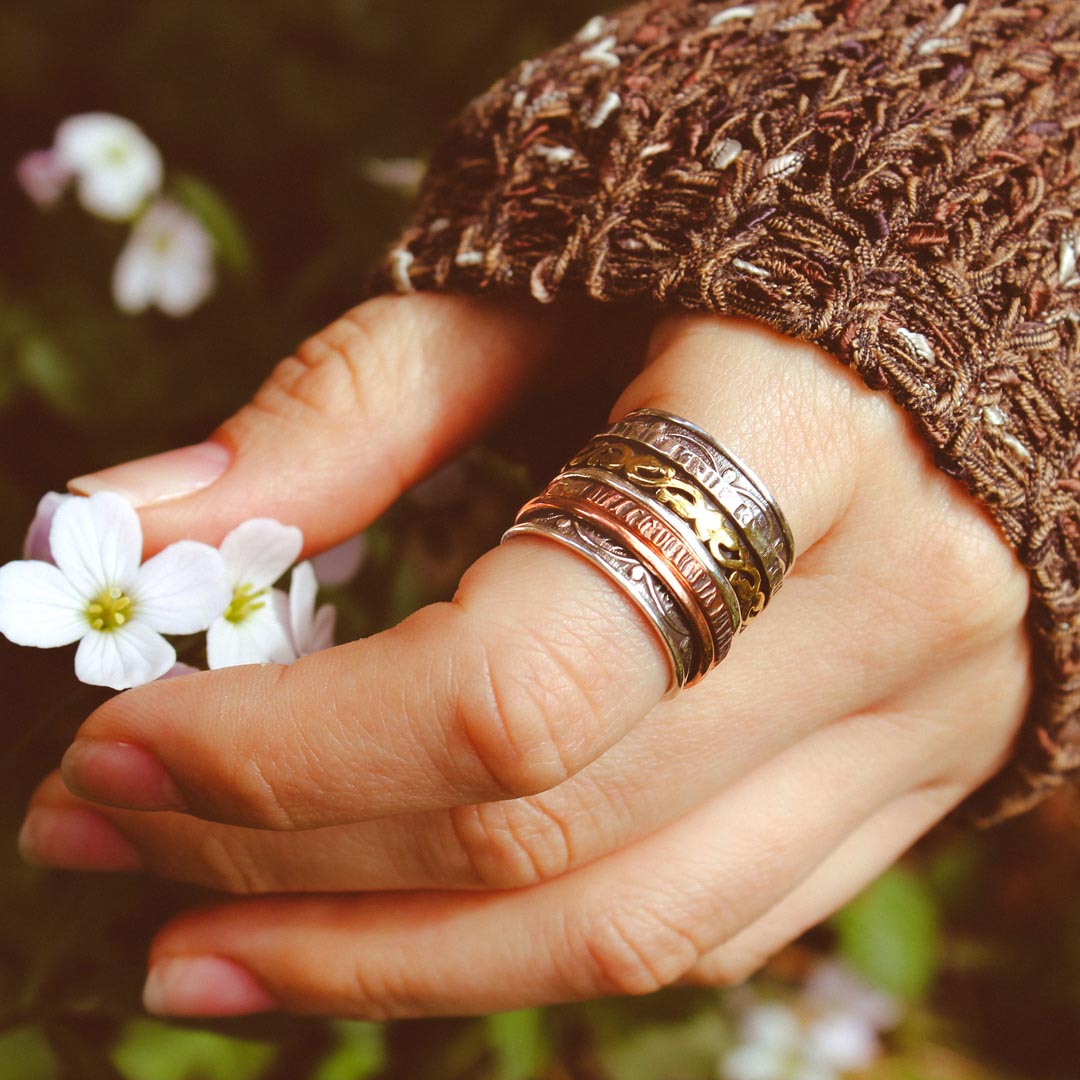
522;477;737;680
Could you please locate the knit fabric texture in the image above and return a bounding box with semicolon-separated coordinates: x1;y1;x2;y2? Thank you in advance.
373;0;1080;825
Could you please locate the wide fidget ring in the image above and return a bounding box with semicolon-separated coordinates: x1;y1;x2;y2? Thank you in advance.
501;408;795;693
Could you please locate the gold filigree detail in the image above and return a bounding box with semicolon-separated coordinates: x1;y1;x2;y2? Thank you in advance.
568;441;766;618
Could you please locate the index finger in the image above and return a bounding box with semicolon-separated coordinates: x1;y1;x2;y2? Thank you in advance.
60;317;867;829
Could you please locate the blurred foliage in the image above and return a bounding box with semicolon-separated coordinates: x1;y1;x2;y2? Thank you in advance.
2;1;1080;1078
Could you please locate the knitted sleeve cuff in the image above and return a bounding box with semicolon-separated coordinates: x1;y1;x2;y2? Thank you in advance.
372;0;1080;826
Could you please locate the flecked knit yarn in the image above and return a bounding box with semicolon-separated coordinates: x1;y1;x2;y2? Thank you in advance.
374;0;1080;824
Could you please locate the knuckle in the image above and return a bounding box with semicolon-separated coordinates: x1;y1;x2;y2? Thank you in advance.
453;615;600;799
340;960;425;1022
575;904;703;997
923;530;1029;646
448;797;574;890
229;754;308;830
199;675;321;830
232;299;412;430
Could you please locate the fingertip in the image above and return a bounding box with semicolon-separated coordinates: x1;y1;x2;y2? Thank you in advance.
143;955;278;1017
68;441;232;508
61;739;188;813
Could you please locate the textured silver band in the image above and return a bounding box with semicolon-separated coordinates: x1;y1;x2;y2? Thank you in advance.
557;464;743;636
608;409;795;595
503;512;693;693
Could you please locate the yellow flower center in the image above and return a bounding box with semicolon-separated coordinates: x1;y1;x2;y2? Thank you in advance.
224;584;267;624
86;586;134;632
104;142;131;166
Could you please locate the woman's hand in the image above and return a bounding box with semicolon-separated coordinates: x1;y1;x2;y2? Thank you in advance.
18;294;1030;1019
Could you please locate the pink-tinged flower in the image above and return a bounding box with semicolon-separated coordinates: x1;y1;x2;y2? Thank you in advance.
0;492;229;690
112;198;216;318
54;113;163;221
804;961;901;1034
22;492;75;563
207;519;302;670
311;534;367;587
160;662;201;680
281;561;337;658
16;149;74;209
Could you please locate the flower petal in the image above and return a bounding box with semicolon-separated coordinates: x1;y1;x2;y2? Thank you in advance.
308;603;337;655
206;606;295;670
74;622;176;690
16;149;73;209
311;534;367;586
134;540;230;634
157;257;216;318
77;166;155;221
721;1044;787;1080
50;492;142;597
805;962;901;1031
0;560;87;647
288;561;318;648
112;237;157;315
23;492;74;563
220;519;303;590
805;1011;879;1072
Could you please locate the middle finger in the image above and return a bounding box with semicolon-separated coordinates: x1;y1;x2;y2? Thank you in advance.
21;585;1027;891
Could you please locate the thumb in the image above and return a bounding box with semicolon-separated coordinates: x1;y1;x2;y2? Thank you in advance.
69;294;558;555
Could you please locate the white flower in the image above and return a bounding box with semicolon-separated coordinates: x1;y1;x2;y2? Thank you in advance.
282;561;337;658
721;1003;837;1080
16;149;73;209
0;492;228;690
207;519;302;670
311;534;367;587
720;966;899;1080
803;1011;878;1074
54;113;163;221
112;198;217;318
22;492;75;563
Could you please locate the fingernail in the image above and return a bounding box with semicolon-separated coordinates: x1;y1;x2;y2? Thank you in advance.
143;956;277;1017
62;740;187;812
68;441;231;508
18;807;143;871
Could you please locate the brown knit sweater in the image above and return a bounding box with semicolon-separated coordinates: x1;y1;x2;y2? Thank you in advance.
375;0;1080;826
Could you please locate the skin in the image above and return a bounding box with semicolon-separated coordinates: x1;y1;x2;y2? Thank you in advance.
18;295;1031;1018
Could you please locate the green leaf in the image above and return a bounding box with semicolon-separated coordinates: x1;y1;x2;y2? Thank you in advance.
110;1019;277;1080
0;1026;59;1080
171;174;254;276
832;867;942;1001
484;1010;550;1080
313;1022;385;1080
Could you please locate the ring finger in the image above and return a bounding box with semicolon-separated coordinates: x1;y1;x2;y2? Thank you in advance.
132;700;965;1020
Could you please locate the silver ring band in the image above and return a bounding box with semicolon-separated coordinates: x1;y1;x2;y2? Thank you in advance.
503;513;693;693
608;409;794;591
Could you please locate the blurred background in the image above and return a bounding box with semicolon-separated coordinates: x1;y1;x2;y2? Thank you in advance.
3;1;1080;1077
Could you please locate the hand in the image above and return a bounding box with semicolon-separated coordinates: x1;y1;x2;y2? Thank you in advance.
19;294;1030;1019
